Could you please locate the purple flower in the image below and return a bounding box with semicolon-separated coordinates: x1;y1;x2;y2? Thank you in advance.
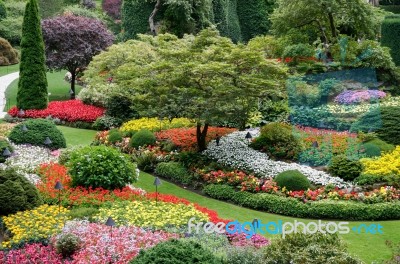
334;90;386;105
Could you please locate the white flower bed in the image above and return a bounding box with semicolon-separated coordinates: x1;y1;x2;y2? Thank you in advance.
203;129;351;188
3;143;58;184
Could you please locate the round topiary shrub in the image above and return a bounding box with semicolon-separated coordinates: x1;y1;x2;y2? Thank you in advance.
67;145;136;190
108;129;123;144
328;155;362;181
0;168;42;215
274;170;311;191
365;138;395;153
0;139;13;163
362;142;381;157
251;122;303;160
129;129;156;149
8;119;66;150
0;37;19;66
55;233;82;258
129;239;223;264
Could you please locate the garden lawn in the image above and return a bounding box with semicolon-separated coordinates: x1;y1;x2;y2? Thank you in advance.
134;172;400;263
57;126;97;147
0;64;19;77
4;71;82;111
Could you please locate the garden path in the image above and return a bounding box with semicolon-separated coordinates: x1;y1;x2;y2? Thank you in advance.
0;71;19;117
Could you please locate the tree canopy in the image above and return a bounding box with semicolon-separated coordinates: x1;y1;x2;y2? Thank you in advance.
41;14;114;99
270;0;386;44
83;28;288;151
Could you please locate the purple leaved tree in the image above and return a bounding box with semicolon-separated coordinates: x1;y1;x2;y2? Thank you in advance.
42;14;114;99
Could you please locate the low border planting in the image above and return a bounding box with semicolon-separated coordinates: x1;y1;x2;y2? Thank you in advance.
203;184;400;220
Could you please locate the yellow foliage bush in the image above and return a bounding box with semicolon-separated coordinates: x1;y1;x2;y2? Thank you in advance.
361;146;400;176
120;117;195;132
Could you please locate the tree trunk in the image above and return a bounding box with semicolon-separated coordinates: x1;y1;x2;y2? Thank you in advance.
328;12;337;40
149;0;162;36
196;122;209;152
70;69;76;99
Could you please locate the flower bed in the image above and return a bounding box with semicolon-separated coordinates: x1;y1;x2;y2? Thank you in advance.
334;90;386;105
52;220;178;264
95;200;209;229
0;243;67;264
361;146;400;177
156;127;236;151
203;184;400;220
8;100;105;122
200;169;400;203
1;205;68;248
203;130;350;187
120;117;195;132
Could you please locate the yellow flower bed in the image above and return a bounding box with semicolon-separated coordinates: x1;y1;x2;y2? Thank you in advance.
361;146;400;176
1;205;68;248
120;117;195;132
95;200;209;229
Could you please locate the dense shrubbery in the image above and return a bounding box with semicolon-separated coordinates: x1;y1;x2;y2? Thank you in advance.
362;142;381;157
274;170;311;191
203;184;400;220
262;233;362;264
130;239;224;264
365;138;395;153
102;0;121;19
328;155;362;181
251;122;303;160
8;119;66;150
155;162;192;185
382;15;400;66
0;37;18;65
67;146;136;190
0;168;42;215
129;129;156;149
377;107;400;145
0;139;12;163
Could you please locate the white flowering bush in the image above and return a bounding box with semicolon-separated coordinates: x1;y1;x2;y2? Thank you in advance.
4;143;58;184
203;130;351;187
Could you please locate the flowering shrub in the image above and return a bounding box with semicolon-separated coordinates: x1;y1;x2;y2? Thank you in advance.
8;100;105;122
52;220;178;264
334;90;386;105
226;233;269;248
0;243;68;264
203;130;350;187
361;146;400;177
1;205;68;248
95;200;209;229
120;117;195;132
156;127;236;151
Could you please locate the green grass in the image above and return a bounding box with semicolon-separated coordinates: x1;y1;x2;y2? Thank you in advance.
134;172;400;263
4;71;82;111
0;64;19;77
57;126;97;147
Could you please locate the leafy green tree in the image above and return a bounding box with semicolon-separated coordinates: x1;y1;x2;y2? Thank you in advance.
17;0;48;110
115;29;287;151
271;0;384;44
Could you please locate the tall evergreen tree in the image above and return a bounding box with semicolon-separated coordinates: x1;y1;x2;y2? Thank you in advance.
17;0;48;110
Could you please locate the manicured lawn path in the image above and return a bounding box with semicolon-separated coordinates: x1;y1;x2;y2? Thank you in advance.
134;172;400;263
4;71;82;111
57;126;97;147
0;64;19;77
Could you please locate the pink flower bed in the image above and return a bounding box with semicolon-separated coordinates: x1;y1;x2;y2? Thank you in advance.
0;243;68;264
8;100;105;122
52;221;178;264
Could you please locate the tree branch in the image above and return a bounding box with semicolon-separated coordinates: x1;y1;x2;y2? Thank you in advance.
149;0;162;36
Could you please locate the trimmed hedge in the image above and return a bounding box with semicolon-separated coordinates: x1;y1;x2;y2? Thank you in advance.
203;184;400;220
155;162;192;185
8;119;66;150
382;15;400;66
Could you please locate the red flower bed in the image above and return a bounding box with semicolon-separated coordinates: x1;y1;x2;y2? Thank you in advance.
155;127;236;151
37;163;228;223
8;100;105;122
